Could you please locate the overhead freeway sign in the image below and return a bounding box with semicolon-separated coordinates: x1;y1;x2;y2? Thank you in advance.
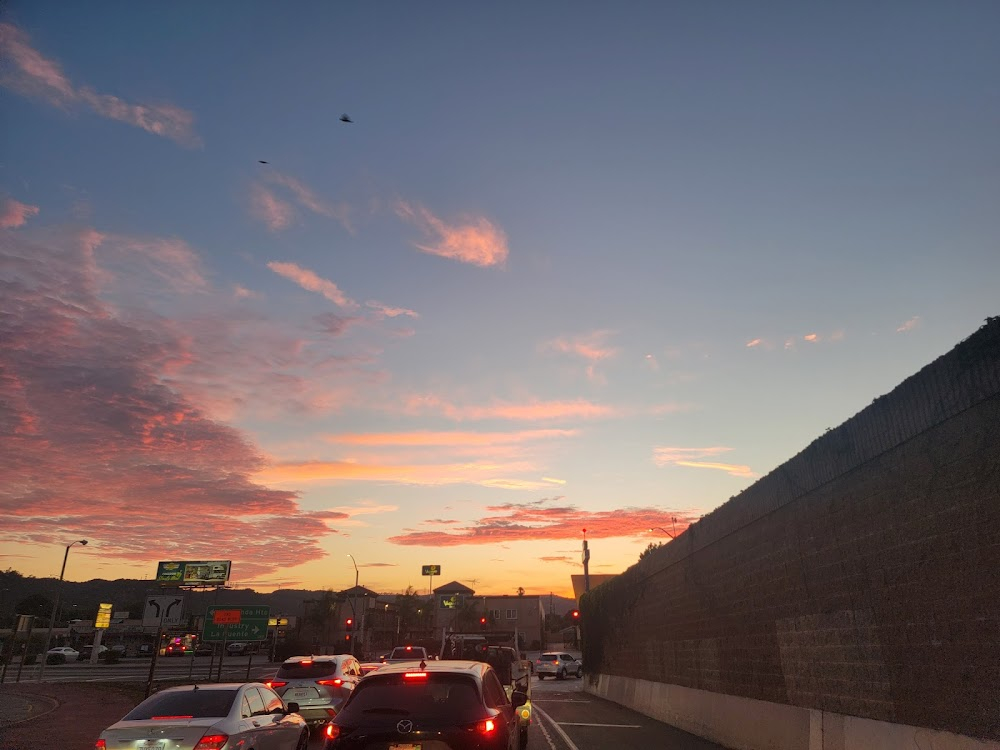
203;605;270;642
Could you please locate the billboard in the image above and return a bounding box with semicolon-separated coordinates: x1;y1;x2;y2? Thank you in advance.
439;594;464;609
156;560;231;585
422;564;441;576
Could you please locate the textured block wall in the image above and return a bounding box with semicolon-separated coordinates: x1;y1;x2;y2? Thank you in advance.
582;318;1000;740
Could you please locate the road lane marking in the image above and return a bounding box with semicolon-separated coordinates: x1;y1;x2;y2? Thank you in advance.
558;722;642;728
533;705;582;750
533;699;592;703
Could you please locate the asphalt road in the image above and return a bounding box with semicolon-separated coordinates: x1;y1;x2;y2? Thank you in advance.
528;674;726;750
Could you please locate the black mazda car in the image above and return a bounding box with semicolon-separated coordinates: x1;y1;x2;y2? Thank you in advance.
324;660;527;750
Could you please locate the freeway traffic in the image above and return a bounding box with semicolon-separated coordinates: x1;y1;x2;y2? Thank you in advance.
2;653;276;684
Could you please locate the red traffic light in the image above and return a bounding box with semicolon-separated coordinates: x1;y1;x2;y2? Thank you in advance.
570;609;580;619
345;618;353;630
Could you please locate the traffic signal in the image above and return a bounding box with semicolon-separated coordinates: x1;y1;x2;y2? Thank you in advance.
570;609;580;620
479;616;488;630
345;617;353;632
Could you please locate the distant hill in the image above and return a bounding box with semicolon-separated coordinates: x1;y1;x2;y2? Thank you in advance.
0;569;580;624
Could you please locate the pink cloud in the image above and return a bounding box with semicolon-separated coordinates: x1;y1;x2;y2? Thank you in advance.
544;330;617;363
365;300;419;319
653;446;756;478
270;174;352;229
0;23;200;147
803;333;819;342
389;502;697;546
258;458;551;489
251;185;295;231
267;261;358;310
746;338;762;348
396;200;508;267
403;394;617;422
325;428;577;447
896;316;921;333
0;229;343;575
1;198;40;228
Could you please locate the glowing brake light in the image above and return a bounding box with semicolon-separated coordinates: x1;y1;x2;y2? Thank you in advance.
405;645;412;651
469;718;496;733
316;678;343;686
403;671;427;679
301;659;313;665
325;724;341;740
266;680;287;689
94;741;107;750
193;733;229;750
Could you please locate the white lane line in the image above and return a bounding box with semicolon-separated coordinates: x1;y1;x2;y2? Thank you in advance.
535;705;561;750
559;722;642;728
533;705;582;750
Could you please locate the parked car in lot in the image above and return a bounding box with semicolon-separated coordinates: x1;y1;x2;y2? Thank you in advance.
194;643;214;656
226;642;252;656
110;644;127;655
534;652;583;679
323;660;528;750
93;683;309;750
265;654;361;728
77;644;109;661
46;646;79;663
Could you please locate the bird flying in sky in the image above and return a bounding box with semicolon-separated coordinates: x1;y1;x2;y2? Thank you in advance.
340;114;354;123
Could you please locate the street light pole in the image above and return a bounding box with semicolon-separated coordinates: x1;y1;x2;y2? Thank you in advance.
648;526;676;539
347;554;359;656
38;539;87;681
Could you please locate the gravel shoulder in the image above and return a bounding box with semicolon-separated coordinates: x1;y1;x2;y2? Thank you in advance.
0;682;144;750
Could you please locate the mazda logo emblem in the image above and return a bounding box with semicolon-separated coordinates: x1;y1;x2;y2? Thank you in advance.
396;720;414;734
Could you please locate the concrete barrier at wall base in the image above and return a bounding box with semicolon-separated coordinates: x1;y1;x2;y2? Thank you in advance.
586;674;998;750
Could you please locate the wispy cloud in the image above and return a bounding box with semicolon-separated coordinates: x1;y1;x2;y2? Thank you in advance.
267;261;359;310
314;312;360;336
539;556;575;564
259;459;553;489
543;330;618;382
389;501;695;546
251;185;295;231
896;316;921;333
1;198;40;229
360;562;397;568
745;338;762;348
653;446;756;478
248;172;352;232
403;395;617;422
396;200;508;267
366;300;419;319
325;429;578;447
0;23;200;147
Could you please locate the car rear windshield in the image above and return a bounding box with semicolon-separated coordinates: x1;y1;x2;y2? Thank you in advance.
276;661;338;678
124;690;238;720
538;655;558;661
390;647;425;659
338;674;483;723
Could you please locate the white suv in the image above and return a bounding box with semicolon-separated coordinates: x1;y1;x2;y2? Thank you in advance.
535;652;583;679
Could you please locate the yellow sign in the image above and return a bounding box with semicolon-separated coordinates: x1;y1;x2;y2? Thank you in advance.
268;617;289;626
95;602;113;629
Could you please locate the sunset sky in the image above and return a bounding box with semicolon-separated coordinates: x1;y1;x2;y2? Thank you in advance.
2;3;998;598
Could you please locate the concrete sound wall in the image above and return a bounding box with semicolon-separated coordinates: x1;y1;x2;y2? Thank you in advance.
580;318;1000;749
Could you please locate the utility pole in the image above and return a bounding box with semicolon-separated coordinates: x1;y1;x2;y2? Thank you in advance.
38;539;87;682
582;528;591;593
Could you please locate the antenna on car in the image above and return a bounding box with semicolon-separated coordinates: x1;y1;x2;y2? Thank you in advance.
419;659;427;669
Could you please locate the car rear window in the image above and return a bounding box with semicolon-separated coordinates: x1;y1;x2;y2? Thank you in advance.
124;690;238;720
390;647;425;659
338;674;483;723
276;660;338;678
538;654;558;661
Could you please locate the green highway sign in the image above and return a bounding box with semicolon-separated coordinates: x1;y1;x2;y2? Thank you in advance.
203;605;271;642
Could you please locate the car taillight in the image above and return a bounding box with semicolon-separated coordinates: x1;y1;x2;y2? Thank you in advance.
94;741;107;750
467;719;496;734
325;724;341;740
316;678;343;686
193;733;228;750
403;672;427;679
266;680;288;689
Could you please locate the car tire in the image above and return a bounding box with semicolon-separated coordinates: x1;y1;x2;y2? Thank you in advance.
295;729;309;750
519;725;528;750
557;668;566;680
537;673;545;680
575;667;582;678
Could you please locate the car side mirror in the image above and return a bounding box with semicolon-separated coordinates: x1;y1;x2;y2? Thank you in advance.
286;702;299;714
511;690;528;708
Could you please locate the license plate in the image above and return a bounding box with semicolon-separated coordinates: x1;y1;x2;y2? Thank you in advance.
289;689;313;698
389;745;420;750
136;743;165;750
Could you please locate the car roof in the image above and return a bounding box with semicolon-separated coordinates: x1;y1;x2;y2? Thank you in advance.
282;654;353;663
155;682;255;694
371;659;488;680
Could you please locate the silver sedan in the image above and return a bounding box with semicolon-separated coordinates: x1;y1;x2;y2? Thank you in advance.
95;683;309;750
